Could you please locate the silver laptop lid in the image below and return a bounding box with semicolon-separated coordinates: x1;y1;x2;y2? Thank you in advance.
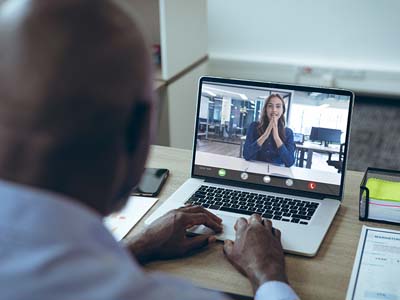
191;76;354;201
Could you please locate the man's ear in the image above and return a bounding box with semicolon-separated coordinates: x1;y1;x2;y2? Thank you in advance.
125;100;151;154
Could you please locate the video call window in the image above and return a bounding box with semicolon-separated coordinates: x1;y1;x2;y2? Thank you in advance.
194;81;352;196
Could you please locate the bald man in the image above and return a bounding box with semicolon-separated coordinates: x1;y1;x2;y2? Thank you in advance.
0;0;298;299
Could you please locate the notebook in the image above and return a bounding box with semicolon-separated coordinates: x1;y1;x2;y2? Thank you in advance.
104;196;158;241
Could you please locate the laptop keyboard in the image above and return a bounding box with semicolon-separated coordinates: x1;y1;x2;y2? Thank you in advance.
185;185;319;225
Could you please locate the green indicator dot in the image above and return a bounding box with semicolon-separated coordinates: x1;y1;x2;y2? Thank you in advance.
218;169;226;177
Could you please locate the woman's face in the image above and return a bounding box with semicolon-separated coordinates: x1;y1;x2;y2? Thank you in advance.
266;96;284;121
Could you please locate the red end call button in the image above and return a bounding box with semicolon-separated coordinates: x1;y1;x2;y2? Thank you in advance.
308;182;317;190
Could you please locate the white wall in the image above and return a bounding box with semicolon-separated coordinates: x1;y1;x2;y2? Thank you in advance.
166;62;208;149
208;0;400;72
122;0;160;45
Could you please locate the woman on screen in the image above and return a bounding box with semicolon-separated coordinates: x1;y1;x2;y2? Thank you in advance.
243;94;295;167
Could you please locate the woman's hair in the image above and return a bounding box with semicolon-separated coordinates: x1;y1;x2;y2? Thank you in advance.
257;93;286;141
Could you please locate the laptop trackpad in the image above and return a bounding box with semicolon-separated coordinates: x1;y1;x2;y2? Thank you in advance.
188;213;237;240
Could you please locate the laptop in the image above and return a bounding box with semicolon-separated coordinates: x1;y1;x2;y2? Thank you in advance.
146;76;354;257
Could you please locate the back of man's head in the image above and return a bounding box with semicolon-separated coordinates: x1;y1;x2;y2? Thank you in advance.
0;0;155;214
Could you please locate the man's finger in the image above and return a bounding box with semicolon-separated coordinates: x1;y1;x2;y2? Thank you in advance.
263;218;273;231
274;228;282;240
249;214;263;225
234;217;248;231
180;205;222;223
223;239;234;258
183;212;223;233
234;217;248;239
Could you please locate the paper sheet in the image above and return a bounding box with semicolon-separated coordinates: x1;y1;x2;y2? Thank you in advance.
368;198;400;223
346;226;400;300
362;177;400;223
103;196;158;241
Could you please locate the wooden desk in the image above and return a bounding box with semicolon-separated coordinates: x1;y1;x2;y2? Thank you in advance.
128;145;399;300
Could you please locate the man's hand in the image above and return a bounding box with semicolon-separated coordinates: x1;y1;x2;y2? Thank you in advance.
128;205;223;263
223;214;288;293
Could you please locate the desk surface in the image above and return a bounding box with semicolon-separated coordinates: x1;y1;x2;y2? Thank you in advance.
296;142;341;154
128;145;399;300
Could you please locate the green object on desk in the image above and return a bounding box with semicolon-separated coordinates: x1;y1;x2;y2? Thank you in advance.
366;178;400;202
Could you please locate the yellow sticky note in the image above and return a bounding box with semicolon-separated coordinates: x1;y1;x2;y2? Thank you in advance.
366;178;400;202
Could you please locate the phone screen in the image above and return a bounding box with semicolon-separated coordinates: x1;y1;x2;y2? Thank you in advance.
132;168;169;196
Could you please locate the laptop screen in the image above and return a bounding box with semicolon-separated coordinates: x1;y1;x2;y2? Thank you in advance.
192;77;353;199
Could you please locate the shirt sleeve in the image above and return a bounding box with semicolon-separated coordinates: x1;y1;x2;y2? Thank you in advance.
243;122;261;160
277;128;295;167
255;281;300;300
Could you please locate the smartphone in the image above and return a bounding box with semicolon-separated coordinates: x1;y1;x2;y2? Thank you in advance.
131;168;169;197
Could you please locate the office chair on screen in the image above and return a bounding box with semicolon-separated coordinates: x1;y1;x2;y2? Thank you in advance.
327;143;345;173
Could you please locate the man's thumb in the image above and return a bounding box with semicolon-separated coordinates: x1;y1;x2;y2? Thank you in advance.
185;234;213;251
223;240;234;257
